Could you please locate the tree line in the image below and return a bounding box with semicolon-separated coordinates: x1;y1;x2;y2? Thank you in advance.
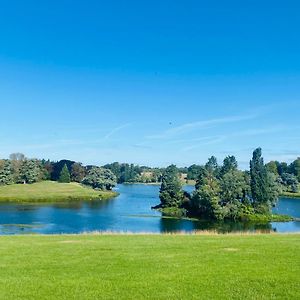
156;148;298;221
0;153;117;190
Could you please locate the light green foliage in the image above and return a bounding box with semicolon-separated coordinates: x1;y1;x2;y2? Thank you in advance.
265;160;279;176
0;160;13;185
19;159;41;184
82;167;117;190
192;170;223;220
0;234;299;300
159;165;185;208
58;164;71;183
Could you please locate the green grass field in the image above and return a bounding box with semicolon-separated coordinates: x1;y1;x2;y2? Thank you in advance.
0;234;299;299
0;181;117;202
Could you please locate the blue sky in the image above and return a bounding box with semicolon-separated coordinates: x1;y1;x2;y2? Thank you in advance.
0;0;299;168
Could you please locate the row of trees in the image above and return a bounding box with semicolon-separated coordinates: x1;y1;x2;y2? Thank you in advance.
157;148;285;221
0;153;116;190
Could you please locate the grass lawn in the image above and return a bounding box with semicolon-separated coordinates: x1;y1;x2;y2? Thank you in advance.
0;181;117;202
0;234;299;299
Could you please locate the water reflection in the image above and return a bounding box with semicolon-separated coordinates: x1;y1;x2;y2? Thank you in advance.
0;184;299;234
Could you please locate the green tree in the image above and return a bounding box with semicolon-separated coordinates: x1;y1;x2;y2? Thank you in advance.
82;167;117;190
250;148;279;213
266;161;279;176
71;163;86;182
220;170;248;205
19;159;41;184
187;164;202;180
9;152;26;183
220;156;238;176
0;160;13;185
58;164;71;183
290;158;300;181
159;165;185;208
192;171;223;220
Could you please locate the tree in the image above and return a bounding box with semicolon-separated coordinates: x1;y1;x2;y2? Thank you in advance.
19;159;41;184
187;164;202;180
192;171;223;220
159;165;185;208
52;160;75;181
220;170;248;205
0;160;13;185
280;173;299;193
250;148;279;213
266;161;279;176
290;158;300;181
205;156;219;176
71;163;86;182
220;156;238;176
9;152;26;183
82;167;117;190
58;164;71;183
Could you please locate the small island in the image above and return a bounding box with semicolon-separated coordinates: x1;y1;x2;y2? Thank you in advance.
153;148;295;223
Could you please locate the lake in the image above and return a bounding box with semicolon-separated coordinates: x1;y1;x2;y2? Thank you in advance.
0;184;299;234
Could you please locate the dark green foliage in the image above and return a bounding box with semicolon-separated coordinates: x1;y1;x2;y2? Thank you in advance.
51;160;75;181
187;164;202;180
58;164;71;183
279;173;299;193
71;163;86;182
159;165;185;208
19;159;41;184
250;148;279;212
220;156;238;176
290;158;300;181
82;167;117;190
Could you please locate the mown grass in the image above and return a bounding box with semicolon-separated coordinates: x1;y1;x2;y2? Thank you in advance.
0;181;117;202
0;234;299;299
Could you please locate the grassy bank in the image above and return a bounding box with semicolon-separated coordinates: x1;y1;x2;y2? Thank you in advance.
0;234;299;299
282;191;300;198
0;181;117;202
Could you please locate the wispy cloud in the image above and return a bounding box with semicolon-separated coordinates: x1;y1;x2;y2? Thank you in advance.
146;114;258;140
180;125;290;152
104;123;132;140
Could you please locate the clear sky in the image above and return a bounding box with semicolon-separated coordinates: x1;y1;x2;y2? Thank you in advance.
0;0;299;168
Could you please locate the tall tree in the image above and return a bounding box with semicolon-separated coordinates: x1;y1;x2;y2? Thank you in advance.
159;165;184;208
58;164;71;183
250;148;279;212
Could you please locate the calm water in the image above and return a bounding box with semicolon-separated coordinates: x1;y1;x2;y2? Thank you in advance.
0;184;299;234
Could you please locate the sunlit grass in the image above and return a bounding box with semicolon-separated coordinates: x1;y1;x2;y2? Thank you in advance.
0;181;117;202
0;234;299;299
